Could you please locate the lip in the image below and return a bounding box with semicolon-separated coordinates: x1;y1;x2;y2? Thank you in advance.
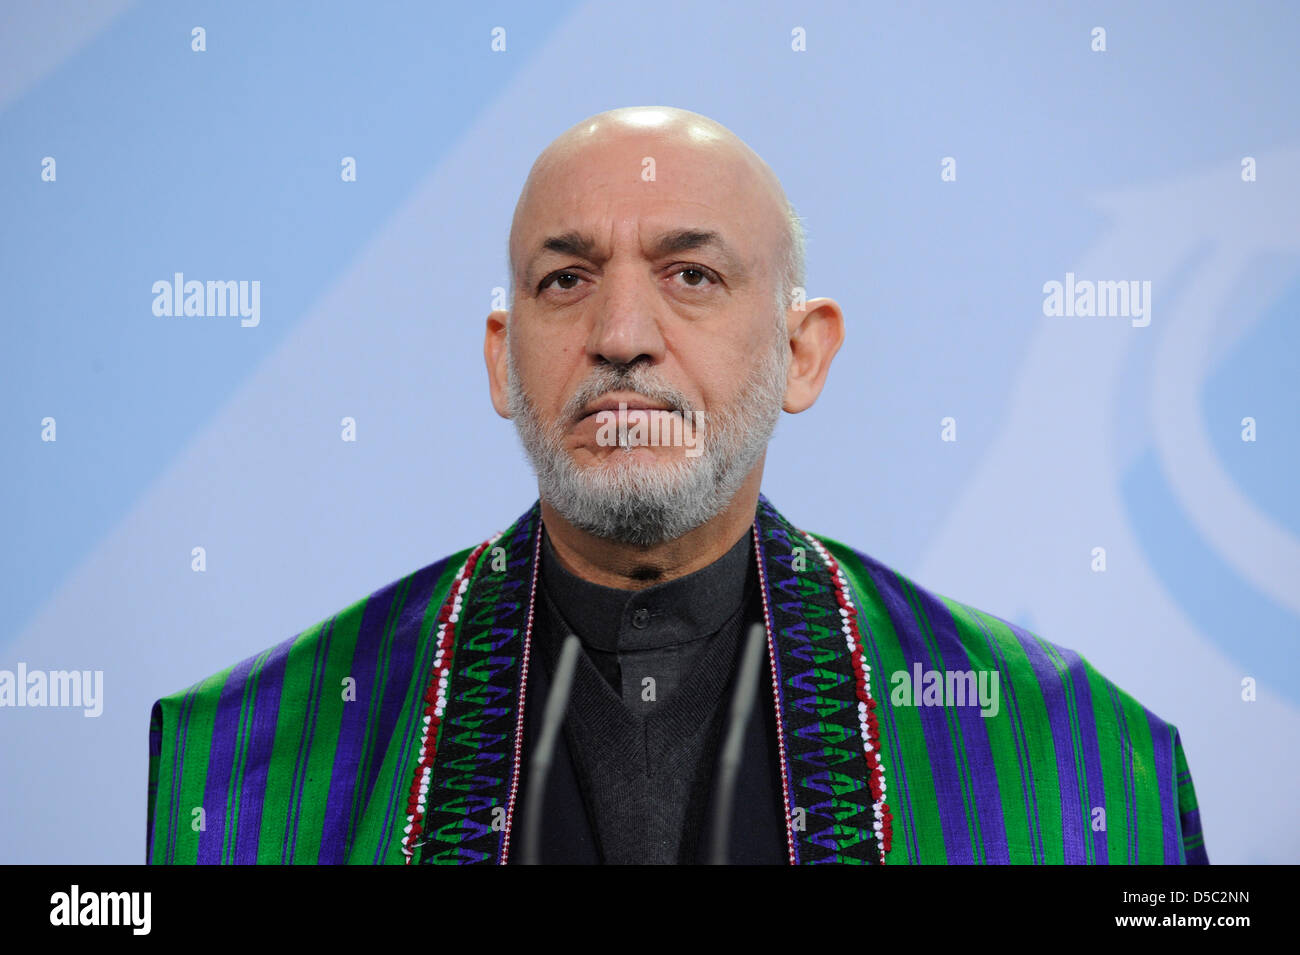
574;395;675;424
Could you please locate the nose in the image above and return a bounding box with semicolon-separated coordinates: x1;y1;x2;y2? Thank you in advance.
584;268;667;369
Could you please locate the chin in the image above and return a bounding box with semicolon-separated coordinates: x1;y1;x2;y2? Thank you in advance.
577;446;690;470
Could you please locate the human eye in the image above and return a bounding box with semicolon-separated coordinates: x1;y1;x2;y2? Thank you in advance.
538;270;586;293
669;265;720;288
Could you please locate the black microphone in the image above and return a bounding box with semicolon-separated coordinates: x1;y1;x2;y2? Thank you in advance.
520;633;581;866
709;621;767;865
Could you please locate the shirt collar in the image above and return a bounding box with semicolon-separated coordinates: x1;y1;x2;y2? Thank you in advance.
539;524;754;653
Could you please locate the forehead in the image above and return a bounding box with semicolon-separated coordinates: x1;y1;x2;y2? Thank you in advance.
511;131;777;271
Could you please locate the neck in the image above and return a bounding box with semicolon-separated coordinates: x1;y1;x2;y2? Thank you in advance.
539;463;765;590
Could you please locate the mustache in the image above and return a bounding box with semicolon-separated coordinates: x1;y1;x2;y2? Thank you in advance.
562;366;696;425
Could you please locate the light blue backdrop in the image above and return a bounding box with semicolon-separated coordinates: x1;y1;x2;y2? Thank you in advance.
2;0;1296;863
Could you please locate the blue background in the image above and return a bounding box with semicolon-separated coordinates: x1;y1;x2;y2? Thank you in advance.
1;0;1296;863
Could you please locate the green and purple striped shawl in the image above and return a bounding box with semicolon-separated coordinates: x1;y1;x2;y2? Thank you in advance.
146;496;1207;865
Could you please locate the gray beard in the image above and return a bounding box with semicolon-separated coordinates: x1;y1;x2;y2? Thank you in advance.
507;328;788;547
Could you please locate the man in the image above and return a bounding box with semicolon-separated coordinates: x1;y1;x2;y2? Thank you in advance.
146;106;1207;865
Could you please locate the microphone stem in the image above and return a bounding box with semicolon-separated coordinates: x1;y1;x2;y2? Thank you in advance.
709;621;767;865
520;633;582;865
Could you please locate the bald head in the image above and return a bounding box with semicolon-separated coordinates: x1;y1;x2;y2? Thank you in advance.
507;106;804;315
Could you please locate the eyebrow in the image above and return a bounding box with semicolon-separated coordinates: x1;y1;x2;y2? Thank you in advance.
528;228;747;286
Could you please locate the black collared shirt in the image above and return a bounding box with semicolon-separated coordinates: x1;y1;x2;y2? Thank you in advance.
512;526;788;865
540;526;754;712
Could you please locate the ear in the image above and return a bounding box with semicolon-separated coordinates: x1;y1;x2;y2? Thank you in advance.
484;309;512;419
783;297;845;413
